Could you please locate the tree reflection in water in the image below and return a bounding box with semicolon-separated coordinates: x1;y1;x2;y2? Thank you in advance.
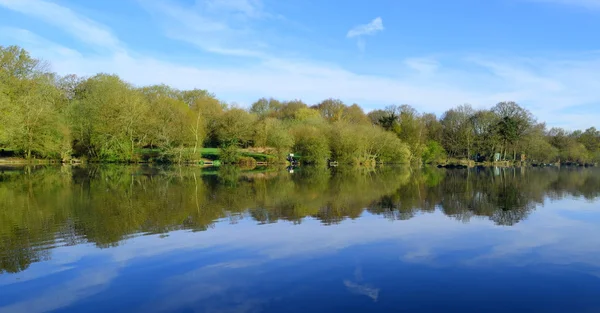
1;165;599;273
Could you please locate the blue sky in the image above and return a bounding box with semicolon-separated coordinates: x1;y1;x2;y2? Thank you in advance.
1;0;600;129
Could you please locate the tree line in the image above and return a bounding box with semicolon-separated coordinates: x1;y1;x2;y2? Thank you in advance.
1;45;599;165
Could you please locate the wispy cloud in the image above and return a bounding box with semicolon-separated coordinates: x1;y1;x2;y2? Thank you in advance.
346;17;384;52
0;0;121;51
0;27;82;59
139;0;273;58
530;0;600;9
347;17;384;38
404;57;440;75
1;1;600;129
205;0;268;19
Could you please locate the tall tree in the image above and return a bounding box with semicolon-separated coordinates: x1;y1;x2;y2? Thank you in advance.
141;85;204;162
491;101;534;160
70;74;150;161
386;105;427;162
441;105;474;159
342;104;370;124
250;97;282;118
0;46;69;159
470;109;500;160
216;108;256;148
181;89;224;147
314;98;346;122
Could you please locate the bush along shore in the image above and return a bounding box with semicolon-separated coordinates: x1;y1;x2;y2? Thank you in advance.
1;45;600;167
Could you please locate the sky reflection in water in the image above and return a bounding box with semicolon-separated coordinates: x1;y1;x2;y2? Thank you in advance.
1;166;600;313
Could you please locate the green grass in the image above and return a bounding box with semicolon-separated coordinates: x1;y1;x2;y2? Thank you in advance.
242;152;275;162
133;147;279;163
201;147;277;162
200;147;220;160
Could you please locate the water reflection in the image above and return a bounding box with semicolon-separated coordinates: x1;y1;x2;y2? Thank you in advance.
1;165;600;275
2;165;600;313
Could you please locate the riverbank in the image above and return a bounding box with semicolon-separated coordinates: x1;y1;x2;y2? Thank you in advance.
4;155;596;169
435;158;597;168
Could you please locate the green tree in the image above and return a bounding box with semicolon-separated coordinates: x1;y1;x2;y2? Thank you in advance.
277;100;308;120
422;113;443;143
470;109;501;160
70;74;150;161
422;140;447;164
216;108;256;163
315;98;346;122
141;85;204;162
520;123;557;163
441;104;474;159
250;97;282;118
578;127;600;158
181;89;224;147
342;104;370;124
491;101;534;160
0;46;69;159
266;119;294;161
291;124;330;165
389;105;427;162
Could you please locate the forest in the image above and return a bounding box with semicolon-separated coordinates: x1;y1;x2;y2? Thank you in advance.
1;45;599;165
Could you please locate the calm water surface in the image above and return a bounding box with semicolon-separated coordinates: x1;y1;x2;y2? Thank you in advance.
1;165;600;313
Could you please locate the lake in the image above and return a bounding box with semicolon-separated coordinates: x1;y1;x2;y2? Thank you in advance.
1;165;600;313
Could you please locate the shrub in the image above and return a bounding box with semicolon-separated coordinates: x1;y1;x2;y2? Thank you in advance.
219;144;240;164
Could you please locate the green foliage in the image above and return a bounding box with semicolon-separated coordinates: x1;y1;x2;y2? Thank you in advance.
276;100;308;119
291;124;331;165
141;85;205;162
4;165;600;272
422;141;447;164
328;122;411;165
219;144;240;164
238;156;257;168
342;104;370;124
315;98;346;122
182;89;224;146
216;108;256;148
370;105;426;163
374;130;412;164
250;97;281;118
0;46;69;159
70;74;150;161
441;104;474;159
265;119;294;160
2;45;599;166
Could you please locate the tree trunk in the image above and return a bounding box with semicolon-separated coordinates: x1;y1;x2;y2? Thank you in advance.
178;145;183;164
193;113;202;154
130;136;135;162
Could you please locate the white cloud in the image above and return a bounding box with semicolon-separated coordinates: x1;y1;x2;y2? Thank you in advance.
531;0;600;9
3;198;600;311
347;17;384;38
1;0;600;129
404;58;440;75
0;266;118;313
0;27;82;59
138;0;271;58
205;0;266;18
346;17;384;52
0;0;121;51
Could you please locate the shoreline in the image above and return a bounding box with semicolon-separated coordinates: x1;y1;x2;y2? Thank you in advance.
1;157;596;168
